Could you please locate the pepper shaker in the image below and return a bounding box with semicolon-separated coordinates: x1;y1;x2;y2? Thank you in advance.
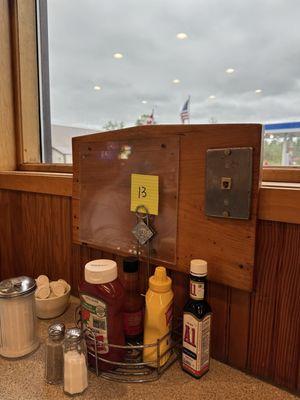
45;323;65;384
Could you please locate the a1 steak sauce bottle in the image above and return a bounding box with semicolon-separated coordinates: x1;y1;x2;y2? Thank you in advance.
182;259;212;378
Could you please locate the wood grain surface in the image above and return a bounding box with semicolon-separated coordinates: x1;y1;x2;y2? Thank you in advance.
1;171;299;226
258;186;300;224
0;0;16;170
0;171;73;196
73;124;262;291
10;0;40;164
0;190;299;392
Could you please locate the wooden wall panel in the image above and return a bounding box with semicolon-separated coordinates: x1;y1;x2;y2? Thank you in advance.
272;223;300;389
0;190;19;276
0;189;299;393
227;288;250;369
247;220;300;391
207;282;229;362
73;124;262;292
0;190;71;283
248;220;283;379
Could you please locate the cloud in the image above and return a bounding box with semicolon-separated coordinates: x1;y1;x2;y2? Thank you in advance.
47;0;300;128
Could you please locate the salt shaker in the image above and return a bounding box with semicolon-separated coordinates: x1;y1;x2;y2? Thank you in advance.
63;328;88;396
45;323;65;384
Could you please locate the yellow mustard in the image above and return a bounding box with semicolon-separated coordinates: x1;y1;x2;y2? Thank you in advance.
143;266;174;366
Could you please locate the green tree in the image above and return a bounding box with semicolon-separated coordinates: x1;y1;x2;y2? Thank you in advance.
102;121;124;131
263;139;282;165
135;114;149;126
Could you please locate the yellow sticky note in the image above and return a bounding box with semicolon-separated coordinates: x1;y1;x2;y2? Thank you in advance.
131;174;159;215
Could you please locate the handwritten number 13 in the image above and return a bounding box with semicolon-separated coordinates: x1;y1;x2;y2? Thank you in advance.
138;186;147;198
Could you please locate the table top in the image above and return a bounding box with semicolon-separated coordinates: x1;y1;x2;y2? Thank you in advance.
0;297;297;400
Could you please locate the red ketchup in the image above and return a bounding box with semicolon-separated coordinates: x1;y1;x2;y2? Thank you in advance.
78;259;125;371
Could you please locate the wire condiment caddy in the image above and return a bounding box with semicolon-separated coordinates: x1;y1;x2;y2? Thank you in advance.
75;306;181;383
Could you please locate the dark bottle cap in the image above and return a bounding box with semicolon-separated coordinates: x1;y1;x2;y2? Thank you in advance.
123;257;139;273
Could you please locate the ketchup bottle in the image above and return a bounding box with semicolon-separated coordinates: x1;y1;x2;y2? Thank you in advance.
78;259;125;371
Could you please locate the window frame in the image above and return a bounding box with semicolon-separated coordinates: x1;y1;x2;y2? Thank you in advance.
262;166;300;183
11;0;41;167
10;0;300;182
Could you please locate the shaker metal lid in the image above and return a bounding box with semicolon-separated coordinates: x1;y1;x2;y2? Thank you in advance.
65;327;83;342
48;323;65;338
0;276;36;298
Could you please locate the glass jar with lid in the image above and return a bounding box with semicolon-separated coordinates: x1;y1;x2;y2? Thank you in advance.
0;276;39;358
63;327;88;396
45;323;65;384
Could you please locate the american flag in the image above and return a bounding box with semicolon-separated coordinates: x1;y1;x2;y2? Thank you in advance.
146;108;155;125
180;96;190;123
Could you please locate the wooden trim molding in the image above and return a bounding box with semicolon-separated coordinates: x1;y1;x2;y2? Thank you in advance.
0;171;72;196
0;172;299;224
0;0;17;170
262;167;300;183
11;0;40;165
19;163;73;173
258;185;300;224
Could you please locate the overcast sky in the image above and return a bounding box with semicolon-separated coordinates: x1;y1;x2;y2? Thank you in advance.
47;0;300;129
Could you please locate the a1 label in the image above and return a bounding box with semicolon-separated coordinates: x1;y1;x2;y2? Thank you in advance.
190;281;205;300
182;313;211;377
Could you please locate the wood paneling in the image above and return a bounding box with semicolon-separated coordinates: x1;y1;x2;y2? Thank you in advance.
0;171;72;196
0;0;16;170
0;189;299;393
227;288;250;369
247;220;300;391
248;221;283;379
208;283;230;362
259;186;300;224
1;172;299;225
73;124;262;292
272;223;300;388
0;190;71;283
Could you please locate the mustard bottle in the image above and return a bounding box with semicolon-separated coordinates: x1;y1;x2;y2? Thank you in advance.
143;266;174;366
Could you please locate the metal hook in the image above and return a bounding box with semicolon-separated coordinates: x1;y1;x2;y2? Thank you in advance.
135;205;149;220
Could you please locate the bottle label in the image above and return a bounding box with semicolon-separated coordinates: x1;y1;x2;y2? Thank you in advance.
123;310;143;337
190;281;205;300
80;294;108;354
182;313;211;377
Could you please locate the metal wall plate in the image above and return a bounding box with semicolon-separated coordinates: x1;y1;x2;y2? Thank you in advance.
205;147;253;219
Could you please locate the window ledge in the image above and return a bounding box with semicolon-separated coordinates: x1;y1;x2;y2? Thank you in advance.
259;183;300;224
0;171;72;196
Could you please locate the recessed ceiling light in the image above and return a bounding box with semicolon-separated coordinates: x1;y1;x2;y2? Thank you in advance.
142;100;147;104
94;85;101;91
255;89;262;93
173;79;180;84
226;68;235;74
113;53;123;59
176;32;188;40
208;95;216;99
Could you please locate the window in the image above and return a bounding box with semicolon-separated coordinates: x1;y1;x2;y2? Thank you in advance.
20;1;300;171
